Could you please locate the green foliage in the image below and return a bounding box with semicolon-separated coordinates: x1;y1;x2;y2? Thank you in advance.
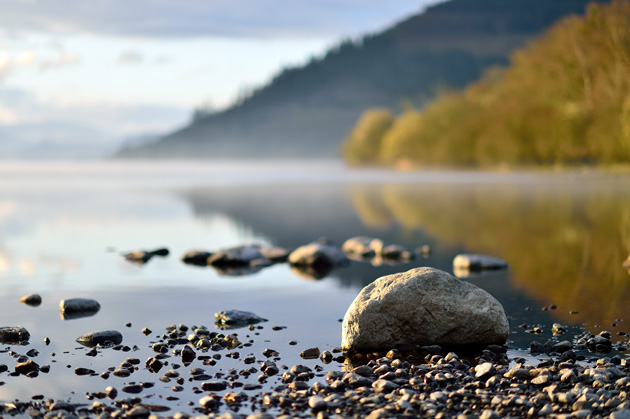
342;109;394;165
345;0;630;168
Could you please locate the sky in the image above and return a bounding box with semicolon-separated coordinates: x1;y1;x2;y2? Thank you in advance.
0;0;443;156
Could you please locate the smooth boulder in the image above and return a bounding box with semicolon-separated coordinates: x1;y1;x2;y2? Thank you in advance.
342;267;509;351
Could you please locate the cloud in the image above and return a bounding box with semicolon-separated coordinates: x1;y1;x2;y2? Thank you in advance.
0;103;17;124
0;0;437;39
0;52;10;79
118;50;143;64
15;49;35;65
39;51;79;71
0;86;189;138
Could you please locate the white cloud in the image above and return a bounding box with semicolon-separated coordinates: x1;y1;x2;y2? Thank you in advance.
0;1;438;39
15;49;35;65
0;86;188;137
118;50;143;64
39;51;79;71
0;52;10;76
0;103;17;123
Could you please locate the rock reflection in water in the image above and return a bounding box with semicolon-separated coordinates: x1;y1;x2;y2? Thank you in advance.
348;177;630;327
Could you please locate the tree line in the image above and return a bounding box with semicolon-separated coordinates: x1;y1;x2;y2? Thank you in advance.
343;0;630;168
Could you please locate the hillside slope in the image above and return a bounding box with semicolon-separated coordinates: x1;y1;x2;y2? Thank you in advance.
116;0;604;159
343;0;630;168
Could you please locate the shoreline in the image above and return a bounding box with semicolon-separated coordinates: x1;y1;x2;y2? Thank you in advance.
2;322;630;419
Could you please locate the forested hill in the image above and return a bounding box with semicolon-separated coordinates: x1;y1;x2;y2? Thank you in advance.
116;0;605;159
342;0;630;168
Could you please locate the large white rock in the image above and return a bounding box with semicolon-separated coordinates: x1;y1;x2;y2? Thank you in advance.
342;267;509;351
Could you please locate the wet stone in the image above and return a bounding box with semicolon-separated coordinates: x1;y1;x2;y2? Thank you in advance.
214;310;267;328
181;345;196;364
113;369;131;378
0;326;30;344
60;298;101;320
300;347;320;359
122;384;143;394
15;360;39;375
25;349;39;357
201;381;228;391
76;330;123;347
181;250;213;266
146;357;164;373
262;348;279;357
19;294;42;307
75;367;96;376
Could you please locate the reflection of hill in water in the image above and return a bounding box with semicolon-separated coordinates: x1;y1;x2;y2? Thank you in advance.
182;183;555;342
348;177;630;328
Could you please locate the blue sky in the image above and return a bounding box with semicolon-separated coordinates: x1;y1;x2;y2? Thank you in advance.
0;0;444;154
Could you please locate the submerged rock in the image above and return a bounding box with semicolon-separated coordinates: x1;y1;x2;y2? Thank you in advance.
380;244;414;261
342;267;509;351
258;246;292;263
19;294;42;307
124;247;169;265
60;298;101;320
289;240;349;269
342;237;384;259
0;326;30;344
214;310;267;329
208;245;265;268
453;254;508;273
76;330;123;347
181;250;214;266
343;236;413;264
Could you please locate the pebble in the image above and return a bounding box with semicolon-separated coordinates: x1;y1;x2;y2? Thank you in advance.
5;321;630;419
76;330;123;347
59;298;101;319
214;310;267;328
19;294;42;307
300;347;320;359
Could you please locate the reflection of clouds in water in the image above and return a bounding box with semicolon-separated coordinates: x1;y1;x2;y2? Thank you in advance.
0;252;9;272
0;201;16;220
18;259;35;276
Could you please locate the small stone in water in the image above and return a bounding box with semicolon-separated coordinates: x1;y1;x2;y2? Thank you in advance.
181;345;196;364
300;347;320;359
214;310;267;329
0;326;30;344
76;330;123;347
105;387;118;399
19;294;42;307
59;298;101;320
15;360;39;375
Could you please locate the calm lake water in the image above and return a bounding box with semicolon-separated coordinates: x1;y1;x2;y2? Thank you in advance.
1;160;629;412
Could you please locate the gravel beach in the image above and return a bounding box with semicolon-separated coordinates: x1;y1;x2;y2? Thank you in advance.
2;322;630;419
